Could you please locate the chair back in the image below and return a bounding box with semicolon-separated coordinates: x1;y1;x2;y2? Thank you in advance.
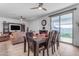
51;30;59;45
26;32;33;40
26;32;35;51
47;31;55;47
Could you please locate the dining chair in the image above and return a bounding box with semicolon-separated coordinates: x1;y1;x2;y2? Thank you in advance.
46;31;55;55
26;32;46;56
51;30;59;54
26;32;34;55
40;31;55;56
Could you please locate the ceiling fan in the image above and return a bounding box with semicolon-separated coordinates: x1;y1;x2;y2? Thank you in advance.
30;3;47;11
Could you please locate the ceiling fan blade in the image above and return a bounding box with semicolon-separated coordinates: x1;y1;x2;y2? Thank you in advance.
30;3;47;11
42;8;47;11
30;7;39;9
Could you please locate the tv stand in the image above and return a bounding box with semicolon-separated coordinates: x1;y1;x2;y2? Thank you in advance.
3;22;25;33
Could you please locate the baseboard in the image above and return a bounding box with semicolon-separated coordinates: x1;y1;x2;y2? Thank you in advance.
0;39;9;42
12;41;24;45
59;41;73;45
60;41;79;47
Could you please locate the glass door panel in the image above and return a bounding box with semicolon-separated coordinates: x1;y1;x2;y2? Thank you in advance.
51;16;60;32
60;13;72;43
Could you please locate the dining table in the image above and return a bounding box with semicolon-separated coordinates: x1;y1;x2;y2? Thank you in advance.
24;32;59;56
24;33;48;56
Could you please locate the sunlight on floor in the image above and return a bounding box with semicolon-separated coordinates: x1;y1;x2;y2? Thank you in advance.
60;37;72;43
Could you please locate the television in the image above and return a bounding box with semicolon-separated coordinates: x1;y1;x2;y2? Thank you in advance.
11;25;20;30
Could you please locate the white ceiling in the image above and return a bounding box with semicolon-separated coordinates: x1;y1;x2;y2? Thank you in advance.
0;3;75;20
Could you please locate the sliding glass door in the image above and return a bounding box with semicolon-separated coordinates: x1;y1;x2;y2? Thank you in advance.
51;16;60;32
51;13;73;43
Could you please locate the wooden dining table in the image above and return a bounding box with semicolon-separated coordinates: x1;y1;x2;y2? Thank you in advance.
24;32;59;56
24;33;48;56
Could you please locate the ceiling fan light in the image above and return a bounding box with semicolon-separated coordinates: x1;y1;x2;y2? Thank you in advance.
38;7;42;10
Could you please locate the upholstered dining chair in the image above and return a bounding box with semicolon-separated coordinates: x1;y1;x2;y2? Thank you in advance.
25;32;46;56
39;31;55;56
45;31;55;55
51;30;59;54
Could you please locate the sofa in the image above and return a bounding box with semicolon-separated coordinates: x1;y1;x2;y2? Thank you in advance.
10;32;26;45
0;32;9;42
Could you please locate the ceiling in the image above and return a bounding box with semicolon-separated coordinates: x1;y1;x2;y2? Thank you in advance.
0;3;75;20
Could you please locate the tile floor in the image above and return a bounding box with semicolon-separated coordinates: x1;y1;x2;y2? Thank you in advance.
0;40;79;56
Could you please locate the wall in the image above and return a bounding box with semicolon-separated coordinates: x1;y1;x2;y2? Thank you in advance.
73;4;79;46
0;17;29;33
29;4;79;46
29;16;50;33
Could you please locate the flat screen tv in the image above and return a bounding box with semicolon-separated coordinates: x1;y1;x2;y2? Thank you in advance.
11;25;20;30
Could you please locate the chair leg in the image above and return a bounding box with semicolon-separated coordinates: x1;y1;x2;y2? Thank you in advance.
34;51;35;56
34;45;36;56
43;50;45;56
28;48;30;56
24;41;26;52
54;44;55;52
57;42;59;50
28;44;30;56
52;45;54;54
47;48;49;56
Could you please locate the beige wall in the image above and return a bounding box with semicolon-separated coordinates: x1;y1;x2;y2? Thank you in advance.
28;16;50;33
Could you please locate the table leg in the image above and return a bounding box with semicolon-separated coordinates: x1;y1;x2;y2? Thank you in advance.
24;38;26;52
34;43;36;56
35;42;39;56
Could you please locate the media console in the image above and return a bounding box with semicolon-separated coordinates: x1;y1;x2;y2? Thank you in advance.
3;21;25;33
